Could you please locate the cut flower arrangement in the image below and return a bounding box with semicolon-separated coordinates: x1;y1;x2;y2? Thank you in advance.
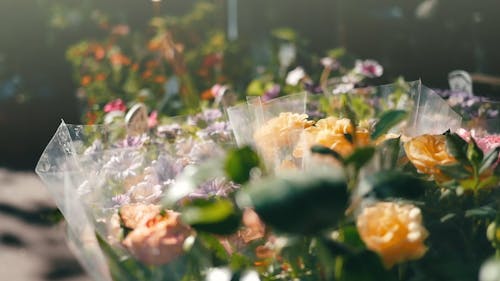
36;81;500;281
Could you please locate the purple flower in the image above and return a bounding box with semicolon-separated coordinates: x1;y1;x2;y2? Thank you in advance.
188;140;225;163
112;194;131;207
102;151;143;180
196;121;232;141
157;123;183;139
262;84;281;102
189;178;239;198
303;81;323;94
354;60;383;78
198;109;223;123
115;135;149;148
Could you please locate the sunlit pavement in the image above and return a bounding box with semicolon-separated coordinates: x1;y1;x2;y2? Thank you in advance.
0;169;90;281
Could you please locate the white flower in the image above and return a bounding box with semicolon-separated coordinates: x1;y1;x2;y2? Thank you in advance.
206;267;232;281
285;67;306;86
354;59;384;78
278;43;296;69
332;83;354;95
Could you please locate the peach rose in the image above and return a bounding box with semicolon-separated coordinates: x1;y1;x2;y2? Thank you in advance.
293;117;371;158
119;203;161;229
122;210;192;265
356;202;428;268
403;134;457;180
239;208;266;243
253;113;313;166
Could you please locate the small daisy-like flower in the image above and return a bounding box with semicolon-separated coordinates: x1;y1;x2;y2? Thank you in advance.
103;151;143;181
189;177;239;198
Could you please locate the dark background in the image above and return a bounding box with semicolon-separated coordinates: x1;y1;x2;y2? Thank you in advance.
1;0;499;169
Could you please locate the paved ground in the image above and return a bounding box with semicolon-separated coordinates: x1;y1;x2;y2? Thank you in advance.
0;169;90;281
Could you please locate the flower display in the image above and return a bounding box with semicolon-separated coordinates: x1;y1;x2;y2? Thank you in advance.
38;33;500;281
356;202;428;268
403;134;457;180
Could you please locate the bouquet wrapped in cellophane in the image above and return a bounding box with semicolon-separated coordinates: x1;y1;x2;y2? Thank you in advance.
37;81;500;281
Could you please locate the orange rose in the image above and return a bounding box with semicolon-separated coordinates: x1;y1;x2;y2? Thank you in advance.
403;134;456;180
356;202;428;268
81;75;92;86
122;210;192;265
293;117;371;158
253;113;313;167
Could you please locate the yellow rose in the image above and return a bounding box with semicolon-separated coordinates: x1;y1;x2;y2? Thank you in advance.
293;117;371;158
356;202;428;268
122;210;192;265
403;134;456;180
253;112;313;167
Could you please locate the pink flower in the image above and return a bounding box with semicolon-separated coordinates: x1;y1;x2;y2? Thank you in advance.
104;99;127;113
457;129;500;154
354;59;383;78
122;210;192;265
148;110;158;128
476;135;500;154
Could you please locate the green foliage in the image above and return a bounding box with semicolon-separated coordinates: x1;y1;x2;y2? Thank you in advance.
311;145;344;163
240;171;348;234
444;131;469;164
365;171;427;200
479;147;500;174
224;146;260;184
344;146;376;171
370;110;408;140
181;198;242;235
340;251;397;281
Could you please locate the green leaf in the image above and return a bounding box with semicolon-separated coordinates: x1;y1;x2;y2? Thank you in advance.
437;163;472;180
96;233;150;281
479;146;500;174
370;110;408;140
367;171;427;200
196;233;230;263
465;206;497;219
340;251;397;281
440;213;457;223
477;176;500;190
345;146;376;170
445;132;469;164
225;146;260;184
311;145;345;163
182;199;242;235
344;133;354;144
467;138;484;168
339;225;366;252
342;99;358;131
240;171;348;234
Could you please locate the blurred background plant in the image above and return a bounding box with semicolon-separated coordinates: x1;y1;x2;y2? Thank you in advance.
1;0;500;165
